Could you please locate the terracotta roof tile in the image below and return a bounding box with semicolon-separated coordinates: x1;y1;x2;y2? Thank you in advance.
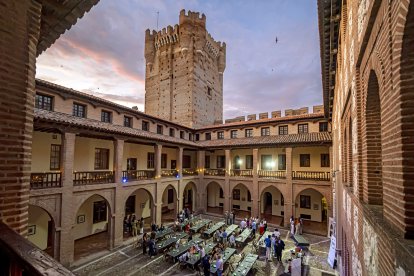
34;109;199;147
197;132;332;148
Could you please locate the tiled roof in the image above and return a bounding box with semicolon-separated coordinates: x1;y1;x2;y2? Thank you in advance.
197;132;332;148
34;109;199;147
198;113;325;130
36;79;193;130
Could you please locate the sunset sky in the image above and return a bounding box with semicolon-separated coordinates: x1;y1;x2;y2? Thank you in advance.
36;0;322;119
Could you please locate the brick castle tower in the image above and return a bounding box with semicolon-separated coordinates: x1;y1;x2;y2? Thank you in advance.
144;10;226;128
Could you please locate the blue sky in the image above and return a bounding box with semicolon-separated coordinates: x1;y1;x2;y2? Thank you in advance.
36;0;322;119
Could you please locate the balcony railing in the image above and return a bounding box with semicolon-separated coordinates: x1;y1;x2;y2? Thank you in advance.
293;171;330;181
161;169;178;178
204;168;226;176
122;170;155;181
30;172;61;189
0;222;74;275
182;168;198;176
73;171;114;185
258;170;286;179
230;169;253;177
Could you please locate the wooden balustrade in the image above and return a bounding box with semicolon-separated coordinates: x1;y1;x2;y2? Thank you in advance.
122;170;155;181
182;168;198;176
73;171;114;185
204;168;226;176
293;171;330;181
30;172;62;189
230;169;253;177
258;170;286;179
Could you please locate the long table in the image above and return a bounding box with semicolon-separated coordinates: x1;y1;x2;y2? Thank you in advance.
210;247;237;274
224;224;238;236
235;228;252;245
156;232;187;251
167;238;203;262
179;216;198;230
258;231;273;248
154;228;174;240
203;221;225;238
190;219;211;233
232;253;258;276
185;242;217;267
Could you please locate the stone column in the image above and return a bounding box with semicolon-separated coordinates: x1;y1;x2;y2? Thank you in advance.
155;182;163;225
155;144;163;178
113;139;124;183
284;147;293;227
60;132;76;266
224;149;231;212
252;149;260;218
177;147;184;212
177;147;183;178
0;1;41;235
197;150;205;211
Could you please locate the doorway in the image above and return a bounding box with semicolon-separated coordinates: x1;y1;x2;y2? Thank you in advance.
171;160;177;170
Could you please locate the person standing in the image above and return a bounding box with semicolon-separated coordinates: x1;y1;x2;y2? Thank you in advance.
271;234;277;259
142;233;148;254
290;217;295;236
264;235;272;262
273;228;281;239
216;255;224;276
131;217;138;237
275;237;285;262
232;211;236;225
295;219;301;235
140;217;144;234
148;237;156;258
252;219;257;236
299;217;304;234
202;254;210;276
263;219;267;232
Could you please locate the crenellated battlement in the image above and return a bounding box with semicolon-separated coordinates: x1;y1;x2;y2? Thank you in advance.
145;25;180;50
179;9;206;27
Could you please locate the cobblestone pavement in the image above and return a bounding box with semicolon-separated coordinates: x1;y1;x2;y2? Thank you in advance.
71;221;338;276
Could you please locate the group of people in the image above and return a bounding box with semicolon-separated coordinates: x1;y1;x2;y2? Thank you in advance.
177;207;193;223
123;214;144;236
213;228;236;247
290;216;304;236
141;232;157;258
224;210;236;225
239;217;268;236
263;228;285;262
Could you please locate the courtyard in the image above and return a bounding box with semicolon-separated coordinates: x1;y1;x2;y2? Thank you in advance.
71;215;337;276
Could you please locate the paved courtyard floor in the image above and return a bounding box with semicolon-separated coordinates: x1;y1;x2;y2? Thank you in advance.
71;216;338;276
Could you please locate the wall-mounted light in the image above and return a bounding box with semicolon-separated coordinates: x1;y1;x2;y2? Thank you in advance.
122;177;128;183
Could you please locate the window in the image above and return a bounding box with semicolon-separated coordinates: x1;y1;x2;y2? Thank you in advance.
169;128;175;137
230;130;238;139
247;191;251;202
180;131;185;139
245;129;253;137
127;158;137;170
298;123;309;134
217;131;224;139
261;127;270;136
195;134;200;141
207;86;212;96
183;155;191;168
189;133;193;141
35;94;53;111
168;189;174;204
205;155;211;168
157;125;163;134
321;154;330;167
319;122;329;132
142;121;149;131
300;195;311;209
278;154;286;170
217;155;225;168
233;189;240;200
94;148;109;170
50;144;61;170
147;152;155;169
101;110;112;123
261;155;273;170
300;154;311;167
93;201;107;223
124;116;132;127
219;188;224;198
161;153;167;168
205;133;211;140
246;155;253;169
73;103;86;118
279;125;288;135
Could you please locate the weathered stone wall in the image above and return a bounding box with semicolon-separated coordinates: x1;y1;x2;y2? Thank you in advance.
144;10;226;128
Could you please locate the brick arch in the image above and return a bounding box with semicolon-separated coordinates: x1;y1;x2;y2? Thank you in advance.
259;183;286;201
123;187;155;206
362;70;383;205
397;0;414;238
183;181;197;197
231;182;253;198
73;193;113;222
28;198;59;226
28;203;56;227
205;180;225;193
160;183;178;199
293;187;331;209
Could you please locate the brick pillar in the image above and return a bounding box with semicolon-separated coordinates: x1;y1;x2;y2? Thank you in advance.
284;147;293;227
252;149;260;218
60;132;76;266
177;147;183;212
155;182;163;225
197;150;205;211
155;144;162;178
224;149;231;212
0;1;41;234
113;139;124;183
177;147;183;178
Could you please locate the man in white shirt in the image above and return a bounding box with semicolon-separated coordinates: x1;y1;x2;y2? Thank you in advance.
229;233;236;247
240;219;246;229
273;228;281;239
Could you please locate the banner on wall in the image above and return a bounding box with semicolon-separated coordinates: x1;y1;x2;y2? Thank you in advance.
327;235;336;268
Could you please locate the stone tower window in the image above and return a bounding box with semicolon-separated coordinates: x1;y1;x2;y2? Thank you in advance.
207;87;212;96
